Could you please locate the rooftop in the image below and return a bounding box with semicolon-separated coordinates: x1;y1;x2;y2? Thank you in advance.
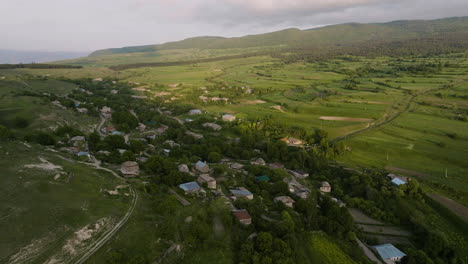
391;178;407;186
232;209;251;220
179;182;201;192
373;244;406;260
231;189;253;197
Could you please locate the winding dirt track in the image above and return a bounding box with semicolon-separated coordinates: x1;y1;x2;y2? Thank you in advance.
71;186;138;264
52;154;138;264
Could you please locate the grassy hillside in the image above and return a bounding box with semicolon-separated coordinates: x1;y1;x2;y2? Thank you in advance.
91;17;468;55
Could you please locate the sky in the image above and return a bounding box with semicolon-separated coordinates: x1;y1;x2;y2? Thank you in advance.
1;0;467;52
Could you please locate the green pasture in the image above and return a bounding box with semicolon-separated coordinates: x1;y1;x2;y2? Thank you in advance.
0;142;130;263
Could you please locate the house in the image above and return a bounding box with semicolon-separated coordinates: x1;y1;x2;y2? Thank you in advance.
195;161;210;173
251;158;266;166
156;125;169;134
230;163;244;170
269;163;285;169
289;170;309;179
230;188;254;200
77;151;90;157
256;175;270;183
77;108;88;114
178;164;190;173
203;123;222;131
179;181;201;194
222;114;236;122
111;89;119;94
274;196;295;208
320;181;331;193
93;78;103;82
280;138;303;146
120;161;139;177
391;178;407;186
101;126;116;134
189;109;202;115
137;123;146;132
185;131;203;139
100;106;112;118
197;174;217;189
388;174;408;186
372;244;406;264
112;131;123;136
232;209;252;225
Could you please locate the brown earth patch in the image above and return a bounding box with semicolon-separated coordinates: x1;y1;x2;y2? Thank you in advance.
39;113;57;121
347;100;391;105
428;193;468;222
320;116;374;122
271;105;285;113
242;100;266;105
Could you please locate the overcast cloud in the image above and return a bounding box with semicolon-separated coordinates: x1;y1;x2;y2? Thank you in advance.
1;0;467;52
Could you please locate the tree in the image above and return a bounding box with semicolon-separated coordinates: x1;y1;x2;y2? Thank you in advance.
14;116;29;128
0;125;14;141
208;151;222;163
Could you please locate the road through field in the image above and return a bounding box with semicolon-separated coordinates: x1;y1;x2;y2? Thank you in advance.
332;81;460;142
53;153;138;264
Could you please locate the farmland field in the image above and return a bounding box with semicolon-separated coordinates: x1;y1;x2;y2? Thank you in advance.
3;53;467;205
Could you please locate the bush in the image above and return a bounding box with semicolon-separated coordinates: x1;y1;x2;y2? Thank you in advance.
25;131;56;145
0;125;15;141
14;116;30;128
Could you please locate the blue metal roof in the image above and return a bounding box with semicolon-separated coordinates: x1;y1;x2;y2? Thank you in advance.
179;182;201;191
196;161;207;167
373;244;406;260
112;131;123;135
77;152;89;156
391;178;407;186
256;175;270;182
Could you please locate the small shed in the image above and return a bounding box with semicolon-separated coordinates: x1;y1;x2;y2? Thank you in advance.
320;181;331;193
222;114;236;122
230;188;254;200
372;244;406;264
179;182;201;194
391;178;407;186
274;196;295;208
289;170;309;179
121;161;139;177
195;161;210;173
203;123;222;131
232;209;252;225
189;109;202;115
197;174;216;189
251;158;266;166
178;164;190;173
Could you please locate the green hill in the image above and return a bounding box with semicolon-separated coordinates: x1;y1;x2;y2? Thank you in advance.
90;16;468;56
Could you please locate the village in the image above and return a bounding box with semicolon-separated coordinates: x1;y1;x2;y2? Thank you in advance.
45;78;414;264
1;74;453;264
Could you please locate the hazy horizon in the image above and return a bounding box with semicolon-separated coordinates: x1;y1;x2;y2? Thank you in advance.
2;0;468;52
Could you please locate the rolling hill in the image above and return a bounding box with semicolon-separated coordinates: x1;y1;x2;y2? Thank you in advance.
90;16;468;56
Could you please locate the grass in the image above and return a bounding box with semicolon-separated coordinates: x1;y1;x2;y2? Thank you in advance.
0;142;131;263
87;192;234;264
3;53;467;205
0;79;99;135
294;232;358;264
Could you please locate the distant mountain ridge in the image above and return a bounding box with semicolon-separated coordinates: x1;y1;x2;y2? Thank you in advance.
90;16;468;57
0;49;88;64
